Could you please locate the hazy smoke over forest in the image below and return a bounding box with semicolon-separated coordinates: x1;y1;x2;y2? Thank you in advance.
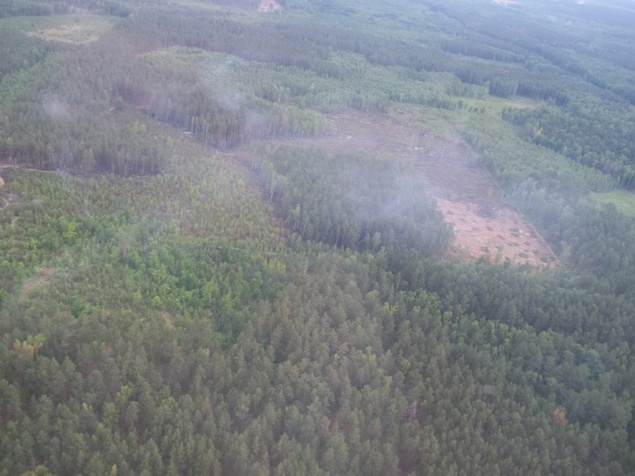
1;0;635;474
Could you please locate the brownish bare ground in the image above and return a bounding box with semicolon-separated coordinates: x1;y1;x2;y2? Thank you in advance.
243;106;558;268
438;199;558;267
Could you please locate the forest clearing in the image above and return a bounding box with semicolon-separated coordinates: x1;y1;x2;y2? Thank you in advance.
25;14;113;44
243;107;557;266
437;199;558;267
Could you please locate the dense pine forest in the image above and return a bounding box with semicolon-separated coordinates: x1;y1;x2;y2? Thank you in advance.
1;0;635;474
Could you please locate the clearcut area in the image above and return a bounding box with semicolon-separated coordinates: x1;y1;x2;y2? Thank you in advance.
241;106;558;267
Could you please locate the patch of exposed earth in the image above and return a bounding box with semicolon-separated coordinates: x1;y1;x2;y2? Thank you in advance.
242;106;558;268
438;200;558;267
26;18;111;44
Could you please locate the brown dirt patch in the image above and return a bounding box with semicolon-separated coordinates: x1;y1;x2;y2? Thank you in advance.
438;200;558;267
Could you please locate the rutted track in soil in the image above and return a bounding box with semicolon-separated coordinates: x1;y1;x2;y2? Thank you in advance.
238;107;559;268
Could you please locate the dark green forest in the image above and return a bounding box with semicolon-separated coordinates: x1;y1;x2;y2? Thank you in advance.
2;0;635;474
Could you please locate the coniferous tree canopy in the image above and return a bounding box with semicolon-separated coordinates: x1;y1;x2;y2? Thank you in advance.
1;0;635;474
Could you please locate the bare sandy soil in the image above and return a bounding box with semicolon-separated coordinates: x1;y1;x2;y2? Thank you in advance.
245;107;558;268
